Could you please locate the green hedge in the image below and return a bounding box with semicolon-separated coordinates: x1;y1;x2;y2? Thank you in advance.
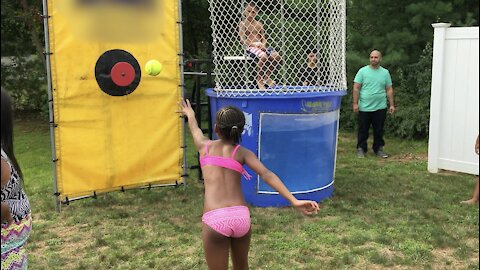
1;56;48;117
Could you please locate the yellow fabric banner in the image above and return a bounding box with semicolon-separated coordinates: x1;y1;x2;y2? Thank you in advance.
47;1;183;200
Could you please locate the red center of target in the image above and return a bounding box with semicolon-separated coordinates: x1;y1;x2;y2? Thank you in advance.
110;62;136;87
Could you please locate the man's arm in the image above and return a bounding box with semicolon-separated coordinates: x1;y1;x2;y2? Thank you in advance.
386;85;395;114
352;82;361;113
259;22;266;47
238;21;247;46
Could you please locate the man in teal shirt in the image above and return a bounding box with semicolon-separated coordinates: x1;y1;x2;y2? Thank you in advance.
353;50;395;158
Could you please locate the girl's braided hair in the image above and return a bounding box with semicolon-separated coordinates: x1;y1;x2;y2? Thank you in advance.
215;106;245;145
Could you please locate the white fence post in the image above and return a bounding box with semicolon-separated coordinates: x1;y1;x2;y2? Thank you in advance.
428;23;479;175
428;23;451;173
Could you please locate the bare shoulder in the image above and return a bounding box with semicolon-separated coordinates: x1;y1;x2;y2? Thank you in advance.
238;146;269;174
1;158;11;188
197;140;210;156
238;146;256;161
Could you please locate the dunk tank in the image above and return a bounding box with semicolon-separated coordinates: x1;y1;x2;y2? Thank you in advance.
206;0;347;206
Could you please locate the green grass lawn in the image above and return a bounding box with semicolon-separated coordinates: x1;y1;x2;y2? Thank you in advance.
13;119;479;270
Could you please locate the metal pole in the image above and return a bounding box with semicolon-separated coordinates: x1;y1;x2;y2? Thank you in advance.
316;0;321;89
280;0;286;88
42;0;61;212
194;62;201;121
341;0;347;90
241;0;249;89
194;62;203;181
206;61;213;87
178;0;187;190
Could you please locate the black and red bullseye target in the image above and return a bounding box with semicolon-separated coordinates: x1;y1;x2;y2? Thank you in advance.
95;49;141;96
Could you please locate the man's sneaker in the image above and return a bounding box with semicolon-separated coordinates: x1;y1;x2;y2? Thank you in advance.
375;147;389;158
357;148;365;158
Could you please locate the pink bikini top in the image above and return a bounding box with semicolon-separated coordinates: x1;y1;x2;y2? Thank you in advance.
199;141;252;180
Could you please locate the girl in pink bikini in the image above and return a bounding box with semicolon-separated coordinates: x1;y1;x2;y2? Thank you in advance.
179;99;320;270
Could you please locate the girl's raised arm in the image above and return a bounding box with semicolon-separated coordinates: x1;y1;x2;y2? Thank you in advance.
178;99;209;152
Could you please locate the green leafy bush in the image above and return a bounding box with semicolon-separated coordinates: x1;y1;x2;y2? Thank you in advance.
384;43;433;139
1;56;48;117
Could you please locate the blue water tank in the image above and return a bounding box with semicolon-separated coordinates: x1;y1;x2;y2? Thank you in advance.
206;88;347;207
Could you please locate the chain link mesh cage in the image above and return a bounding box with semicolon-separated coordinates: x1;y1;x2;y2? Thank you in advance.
207;0;346;97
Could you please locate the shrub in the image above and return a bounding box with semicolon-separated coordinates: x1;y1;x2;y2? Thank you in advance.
385;42;433;139
1;55;48;118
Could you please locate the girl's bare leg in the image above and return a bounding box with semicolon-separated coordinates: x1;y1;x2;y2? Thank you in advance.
203;223;230;270
256;55;268;89
230;229;251;270
461;178;479;205
265;52;281;87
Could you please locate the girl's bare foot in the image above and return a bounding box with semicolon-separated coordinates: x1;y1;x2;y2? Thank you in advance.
265;78;276;87
257;80;266;89
460;199;479;205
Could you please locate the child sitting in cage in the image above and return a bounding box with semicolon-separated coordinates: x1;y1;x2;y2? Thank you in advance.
238;2;282;90
299;48;322;86
178;99;319;269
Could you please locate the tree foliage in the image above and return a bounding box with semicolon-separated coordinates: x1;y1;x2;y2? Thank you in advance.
1;0;47;113
182;0;212;59
1;0;44;57
341;0;478;138
346;0;478;79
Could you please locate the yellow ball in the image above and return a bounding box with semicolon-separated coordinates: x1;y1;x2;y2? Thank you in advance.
145;60;162;76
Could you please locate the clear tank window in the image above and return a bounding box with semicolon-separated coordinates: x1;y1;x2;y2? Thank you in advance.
257;111;339;194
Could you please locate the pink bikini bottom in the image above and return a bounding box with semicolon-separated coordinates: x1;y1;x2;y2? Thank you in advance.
202;206;251;238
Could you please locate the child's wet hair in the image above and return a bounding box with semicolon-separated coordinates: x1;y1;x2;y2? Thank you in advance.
215;106;245;145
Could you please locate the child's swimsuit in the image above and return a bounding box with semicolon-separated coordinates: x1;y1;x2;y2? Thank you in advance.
247;46;275;59
202;205;251;238
199;141;252;180
200;141;252;238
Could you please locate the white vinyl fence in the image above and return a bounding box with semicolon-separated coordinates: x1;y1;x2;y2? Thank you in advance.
428;23;479;175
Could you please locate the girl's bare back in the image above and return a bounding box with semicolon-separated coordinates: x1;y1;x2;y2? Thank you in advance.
200;141;248;212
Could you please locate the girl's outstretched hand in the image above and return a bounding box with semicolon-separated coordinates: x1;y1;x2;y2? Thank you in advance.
293;200;320;215
178;99;195;119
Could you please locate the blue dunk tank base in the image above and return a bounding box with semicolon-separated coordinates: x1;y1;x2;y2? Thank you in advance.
206;88;347;207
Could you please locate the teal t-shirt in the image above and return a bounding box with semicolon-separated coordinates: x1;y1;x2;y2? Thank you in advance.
354;65;392;112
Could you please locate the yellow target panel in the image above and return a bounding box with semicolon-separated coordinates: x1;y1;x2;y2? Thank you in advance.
46;0;183;201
